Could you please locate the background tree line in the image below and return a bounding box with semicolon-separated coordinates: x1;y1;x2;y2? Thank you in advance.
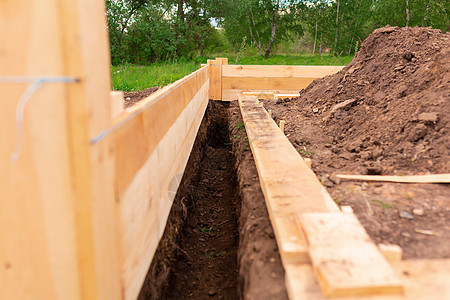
106;0;449;65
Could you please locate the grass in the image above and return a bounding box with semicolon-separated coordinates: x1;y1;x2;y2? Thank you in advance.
298;148;315;156
111;60;200;92
111;54;354;91
371;199;396;209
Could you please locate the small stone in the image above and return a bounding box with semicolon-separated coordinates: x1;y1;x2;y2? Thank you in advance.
401;231;411;238
312;108;319;113
361;182;369;190
208;290;217;296
407;124;427;142
199;238;206;242
413;208;424;216
399;210;414;220
418;112;438;122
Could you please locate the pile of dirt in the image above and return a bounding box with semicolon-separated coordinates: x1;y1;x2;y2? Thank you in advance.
263;26;449;259
124;86;160;108
267;26;449;176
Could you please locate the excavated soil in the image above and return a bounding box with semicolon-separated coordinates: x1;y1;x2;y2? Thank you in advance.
136;101;287;299
124;86;160;108
263;26;450;259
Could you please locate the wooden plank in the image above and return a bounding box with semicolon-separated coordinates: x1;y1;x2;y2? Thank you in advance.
336;174;450;184
119;81;209;300
223;65;344;78
0;1;121;299
110;91;124;118
208;59;221;100
378;244;403;264
275;93;300;99
113;66;208;197
223;89;300;101
238;95;339;265
242;91;275;100
223;76;316;91
298;212;403;297
285;259;450;300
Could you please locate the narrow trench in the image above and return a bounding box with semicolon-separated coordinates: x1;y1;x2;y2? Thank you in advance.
163;101;240;299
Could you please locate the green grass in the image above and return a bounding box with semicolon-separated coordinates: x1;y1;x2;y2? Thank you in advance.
111;61;200;92
111;54;353;91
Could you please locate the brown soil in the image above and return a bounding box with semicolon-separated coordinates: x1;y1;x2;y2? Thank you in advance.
263;26;450;259
124;86;160;108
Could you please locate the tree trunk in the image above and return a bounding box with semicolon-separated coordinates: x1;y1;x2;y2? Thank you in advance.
313;9;318;55
248;9;263;56
178;0;184;20
333;0;340;55
406;0;410;26
264;0;280;58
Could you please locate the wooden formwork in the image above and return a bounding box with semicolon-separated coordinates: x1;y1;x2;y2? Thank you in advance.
1;1;449;300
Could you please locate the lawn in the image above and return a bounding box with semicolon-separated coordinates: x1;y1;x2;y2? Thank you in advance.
111;55;353;91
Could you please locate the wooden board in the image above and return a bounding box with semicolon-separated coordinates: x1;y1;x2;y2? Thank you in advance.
242;91;275;100
110;91;124;118
208;59;222;100
223;77;316;91
223;89;300;101
336;174;450;184
238;95;339;264
222;65;344;78
0;1;120;299
115;78;209;300
298;212;403;297
113;66;208;197
284;259;450;300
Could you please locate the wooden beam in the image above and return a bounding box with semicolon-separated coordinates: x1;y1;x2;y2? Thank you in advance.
242;91;275;100
207;59;222;100
285;259;450;300
223;89;300;101
222;65;344;78
0;0;121;299
336;174;450;184
223;77;316;91
298;212;403;297
110;91;124;118
113;66;208;197
238;94;339;265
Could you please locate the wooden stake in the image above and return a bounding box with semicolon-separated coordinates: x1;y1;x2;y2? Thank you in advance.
336;173;450;184
280;120;285;133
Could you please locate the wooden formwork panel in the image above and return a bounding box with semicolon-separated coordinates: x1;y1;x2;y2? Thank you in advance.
112;66;209;300
222;65;344;100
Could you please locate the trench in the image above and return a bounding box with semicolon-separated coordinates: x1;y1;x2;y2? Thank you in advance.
138;101;287;300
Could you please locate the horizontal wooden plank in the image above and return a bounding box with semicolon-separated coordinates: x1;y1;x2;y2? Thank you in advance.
298;212;403;297
119;81;209;300
238;95;339;265
223;77;315;91
223;89;300;101
285;259;450;300
113;66;208;196
242;91;275;100
336;174;450;184
223;65;344;78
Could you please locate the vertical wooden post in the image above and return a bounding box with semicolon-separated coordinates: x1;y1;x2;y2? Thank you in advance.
0;1;120;299
110;91;125;118
207;57;227;100
280;120;286;133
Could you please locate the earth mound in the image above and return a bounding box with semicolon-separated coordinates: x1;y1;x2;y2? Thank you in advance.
270;26;449;176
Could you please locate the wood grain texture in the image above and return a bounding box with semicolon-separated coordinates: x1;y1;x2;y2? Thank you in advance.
336;174;450;183
222;65;344;78
119;81;209;300
0;0;120;299
223;77;316;91
285;259;450;300
113;66;209;197
223;89;300;101
208;59;222;100
238;95;339;265
298;212;403;297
